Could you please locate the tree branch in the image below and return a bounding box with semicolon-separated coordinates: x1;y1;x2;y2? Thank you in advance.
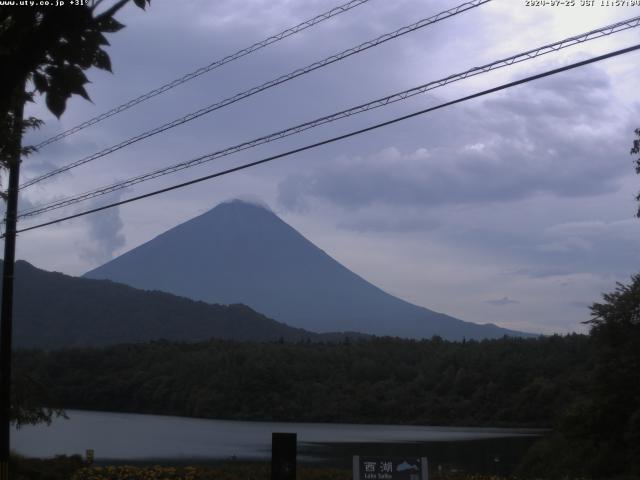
95;0;130;22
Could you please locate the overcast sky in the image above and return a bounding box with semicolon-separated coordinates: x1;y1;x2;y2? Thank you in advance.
11;0;640;335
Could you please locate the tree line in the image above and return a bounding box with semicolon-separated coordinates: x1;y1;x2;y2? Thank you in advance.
16;334;591;427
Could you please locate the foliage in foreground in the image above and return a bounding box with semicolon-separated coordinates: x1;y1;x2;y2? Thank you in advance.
70;464;515;480
10;454;84;480
1;0;149;430
518;275;640;479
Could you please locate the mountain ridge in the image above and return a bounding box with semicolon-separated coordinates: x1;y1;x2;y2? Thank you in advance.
1;259;361;348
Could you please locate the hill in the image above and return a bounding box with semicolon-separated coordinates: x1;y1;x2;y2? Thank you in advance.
86;200;533;340
2;260;343;348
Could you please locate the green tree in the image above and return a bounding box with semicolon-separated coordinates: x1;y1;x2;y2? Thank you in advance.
518;129;640;479
0;0;149;119
521;275;640;479
634;128;640;217
0;0;150;429
1;0;151;187
10;366;64;428
584;274;640;477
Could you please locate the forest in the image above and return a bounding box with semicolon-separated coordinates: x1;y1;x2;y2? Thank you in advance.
17;334;590;427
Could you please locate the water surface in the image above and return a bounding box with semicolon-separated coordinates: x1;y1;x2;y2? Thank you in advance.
13;410;541;474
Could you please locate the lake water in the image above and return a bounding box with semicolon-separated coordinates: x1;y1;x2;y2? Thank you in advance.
13;410;542;474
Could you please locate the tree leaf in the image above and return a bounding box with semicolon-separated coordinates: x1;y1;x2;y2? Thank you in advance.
99;16;125;33
95;32;110;46
32;71;48;93
133;0;149;9
93;49;112;72
45;92;66;118
73;84;91;102
47;65;92;106
75;44;95;70
61;66;91;101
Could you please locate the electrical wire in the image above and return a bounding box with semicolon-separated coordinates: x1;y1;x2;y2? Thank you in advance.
18;15;640;219
20;0;491;189
11;43;640;237
32;0;375;150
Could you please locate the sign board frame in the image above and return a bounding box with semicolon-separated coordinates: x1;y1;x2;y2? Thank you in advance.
353;456;428;480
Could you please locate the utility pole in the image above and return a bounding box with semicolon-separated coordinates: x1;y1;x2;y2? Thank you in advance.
0;83;24;480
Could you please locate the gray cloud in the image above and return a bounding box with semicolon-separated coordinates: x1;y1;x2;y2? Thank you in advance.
338;215;441;233
485;296;519;306
277;64;630;212
511;267;578;279
535;219;640;275
484;65;613;121
79;194;127;264
439;213;640;283
570;301;591;309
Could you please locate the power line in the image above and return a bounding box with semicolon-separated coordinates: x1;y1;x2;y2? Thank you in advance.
20;0;491;189
12;43;640;237
18;15;640;219
32;0;374;150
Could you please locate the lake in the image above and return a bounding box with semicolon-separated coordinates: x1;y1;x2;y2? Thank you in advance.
13;410;542;474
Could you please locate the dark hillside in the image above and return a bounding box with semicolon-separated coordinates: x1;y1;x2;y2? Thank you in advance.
2;260;347;348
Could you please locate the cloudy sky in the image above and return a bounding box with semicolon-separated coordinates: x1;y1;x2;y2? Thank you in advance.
12;0;640;335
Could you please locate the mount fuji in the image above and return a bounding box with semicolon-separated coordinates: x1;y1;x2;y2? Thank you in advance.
85;200;532;340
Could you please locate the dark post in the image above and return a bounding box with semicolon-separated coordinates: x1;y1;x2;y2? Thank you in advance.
271;432;296;480
0;84;24;480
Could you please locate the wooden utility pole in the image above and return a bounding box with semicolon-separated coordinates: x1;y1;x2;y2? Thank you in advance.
0;85;24;480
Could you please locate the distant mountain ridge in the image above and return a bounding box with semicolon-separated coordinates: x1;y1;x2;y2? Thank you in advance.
85;200;533;340
1;260;352;348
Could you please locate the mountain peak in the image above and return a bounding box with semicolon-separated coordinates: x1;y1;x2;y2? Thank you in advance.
190;198;279;228
214;198;273;214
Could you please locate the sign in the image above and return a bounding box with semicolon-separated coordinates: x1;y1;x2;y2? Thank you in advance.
271;432;296;480
353;456;428;480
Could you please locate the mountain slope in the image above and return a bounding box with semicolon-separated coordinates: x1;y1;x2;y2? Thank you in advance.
2;260;336;348
85;200;532;340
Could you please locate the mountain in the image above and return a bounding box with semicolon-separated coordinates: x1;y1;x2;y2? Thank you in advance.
2;260;346;348
85;200;533;340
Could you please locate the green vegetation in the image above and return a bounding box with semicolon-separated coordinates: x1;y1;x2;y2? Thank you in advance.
9;458;511;480
10;454;84;480
1;0;150;438
1;0;150;120
520;274;640;479
16;334;590;427
69;463;513;480
633;127;640;217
